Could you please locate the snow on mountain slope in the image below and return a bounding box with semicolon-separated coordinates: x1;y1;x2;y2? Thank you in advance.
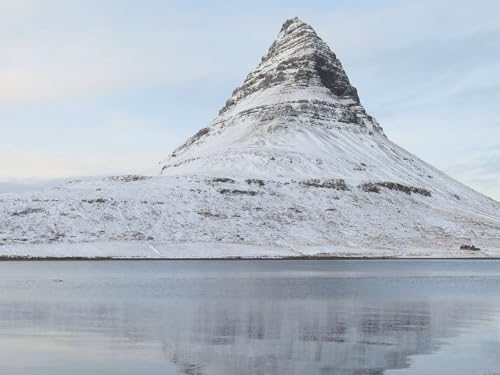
159;18;494;208
1;175;499;258
161;17;384;179
1;18;499;258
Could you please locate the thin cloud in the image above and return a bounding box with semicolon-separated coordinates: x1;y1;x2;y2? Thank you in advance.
0;146;162;178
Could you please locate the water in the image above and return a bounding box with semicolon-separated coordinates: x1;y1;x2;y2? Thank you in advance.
0;260;499;375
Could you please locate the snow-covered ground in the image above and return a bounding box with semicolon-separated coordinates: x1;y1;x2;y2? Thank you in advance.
1;175;499;258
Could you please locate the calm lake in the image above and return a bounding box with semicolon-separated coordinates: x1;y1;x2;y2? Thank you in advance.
0;260;499;374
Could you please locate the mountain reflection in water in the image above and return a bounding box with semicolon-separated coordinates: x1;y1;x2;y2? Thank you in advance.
0;260;499;375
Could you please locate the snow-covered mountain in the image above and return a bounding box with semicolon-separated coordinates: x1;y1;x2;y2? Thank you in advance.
161;17;384;179
159;18;479;200
1;18;499;258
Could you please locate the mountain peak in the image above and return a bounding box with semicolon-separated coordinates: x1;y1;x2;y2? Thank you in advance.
281;16;304;27
161;18;385;178
218;17;363;116
278;17;314;37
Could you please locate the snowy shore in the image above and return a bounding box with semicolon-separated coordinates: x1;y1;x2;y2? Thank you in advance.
1;240;499;259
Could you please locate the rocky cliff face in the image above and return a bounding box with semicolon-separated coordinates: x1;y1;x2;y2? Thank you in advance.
218;17;368;121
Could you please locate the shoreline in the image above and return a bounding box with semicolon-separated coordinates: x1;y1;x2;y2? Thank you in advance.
1;255;499;261
2;240;498;260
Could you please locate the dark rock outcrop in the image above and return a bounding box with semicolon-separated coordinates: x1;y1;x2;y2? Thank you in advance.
459;244;480;251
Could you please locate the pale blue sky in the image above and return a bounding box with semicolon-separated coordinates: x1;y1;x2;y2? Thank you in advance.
0;0;499;199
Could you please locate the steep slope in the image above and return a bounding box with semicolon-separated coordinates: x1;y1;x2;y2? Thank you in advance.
0;18;499;258
159;18;492;206
161;17;384;179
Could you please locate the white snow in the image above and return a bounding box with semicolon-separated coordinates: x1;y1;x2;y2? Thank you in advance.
1;175;499;258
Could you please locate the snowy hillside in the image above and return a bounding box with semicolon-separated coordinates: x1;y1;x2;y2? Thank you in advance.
1;17;499;258
1;174;499;258
159;18;497;221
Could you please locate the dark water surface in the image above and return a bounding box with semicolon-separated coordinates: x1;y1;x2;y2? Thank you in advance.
0;260;499;375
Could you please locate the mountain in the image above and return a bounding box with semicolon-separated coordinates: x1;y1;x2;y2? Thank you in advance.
161;17;384;179
1;18;499;258
159;18;491;209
